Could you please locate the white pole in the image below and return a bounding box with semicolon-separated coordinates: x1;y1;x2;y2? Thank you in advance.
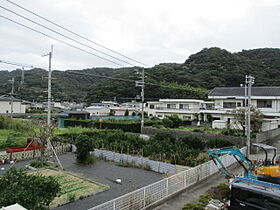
246;75;254;156
141;68;145;133
10;77;14;118
47;45;53;126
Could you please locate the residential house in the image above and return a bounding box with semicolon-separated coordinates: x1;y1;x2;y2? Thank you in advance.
203;87;280;131
146;99;206;120
85;106;111;116
0;95;26;114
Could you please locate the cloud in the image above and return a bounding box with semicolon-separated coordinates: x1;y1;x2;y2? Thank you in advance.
0;0;279;71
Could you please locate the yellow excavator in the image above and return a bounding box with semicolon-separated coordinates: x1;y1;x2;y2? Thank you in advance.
252;143;280;183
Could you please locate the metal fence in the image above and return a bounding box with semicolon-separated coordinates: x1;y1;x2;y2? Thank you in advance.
89;147;247;210
93;149;176;174
0;143;72;162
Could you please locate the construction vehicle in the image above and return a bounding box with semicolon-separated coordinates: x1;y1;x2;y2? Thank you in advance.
207;146;257;179
208;146;280;209
208;145;280;184
5;137;45;153
252;143;280;184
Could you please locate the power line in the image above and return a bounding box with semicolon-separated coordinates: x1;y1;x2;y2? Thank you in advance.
0;59;33;68
5;0;148;67
0;6;135;67
0;15;125;67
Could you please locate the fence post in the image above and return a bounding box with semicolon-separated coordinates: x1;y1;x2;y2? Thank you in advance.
143;186;146;207
183;171;187;188
166;179;169;196
113;200;116;210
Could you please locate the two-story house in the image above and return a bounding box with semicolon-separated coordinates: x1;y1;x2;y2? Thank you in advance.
146;99;207;120
203;87;280;131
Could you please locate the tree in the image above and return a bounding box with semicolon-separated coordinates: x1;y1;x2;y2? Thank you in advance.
228;108;263;134
162;115;182;128
0;168;60;209
75;134;95;164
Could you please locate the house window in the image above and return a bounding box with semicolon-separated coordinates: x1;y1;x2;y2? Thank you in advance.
179;104;189;110
150;104;155;109
223;102;236;109
157;115;163;118
183;115;191;119
257;100;272;108
237;102;242;107
167;104;176;109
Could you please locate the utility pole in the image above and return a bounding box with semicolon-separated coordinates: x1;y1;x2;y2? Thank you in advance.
21;67;24;84
8;77;15;118
135;68;145;133
141;68;145;133
43;45;53;125
246;75;255;156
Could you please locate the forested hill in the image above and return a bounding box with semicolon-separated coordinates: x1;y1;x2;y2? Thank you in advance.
0;47;279;102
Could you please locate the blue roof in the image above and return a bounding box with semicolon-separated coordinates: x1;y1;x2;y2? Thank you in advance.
86;106;107;109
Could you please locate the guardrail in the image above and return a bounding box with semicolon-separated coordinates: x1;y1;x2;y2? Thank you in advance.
89;147;247;210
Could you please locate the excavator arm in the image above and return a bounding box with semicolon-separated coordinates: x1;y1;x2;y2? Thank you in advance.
208;146;257;179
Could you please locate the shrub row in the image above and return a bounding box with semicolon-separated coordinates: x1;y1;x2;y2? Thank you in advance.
64;119;163;133
53;129;234;167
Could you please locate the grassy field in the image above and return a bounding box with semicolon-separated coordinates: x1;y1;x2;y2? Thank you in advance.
31;169;109;208
0;129;28;150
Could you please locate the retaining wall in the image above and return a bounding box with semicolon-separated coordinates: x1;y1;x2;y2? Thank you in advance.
93;149;177;174
0;143;72;162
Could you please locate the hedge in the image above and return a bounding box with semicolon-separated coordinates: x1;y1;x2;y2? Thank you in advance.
64;119;162;133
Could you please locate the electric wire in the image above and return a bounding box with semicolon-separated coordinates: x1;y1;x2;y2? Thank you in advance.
0;60;33;68
5;0;148;67
0;6;135;66
0;15;125;67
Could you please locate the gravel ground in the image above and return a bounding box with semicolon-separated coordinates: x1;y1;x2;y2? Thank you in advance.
0;152;163;210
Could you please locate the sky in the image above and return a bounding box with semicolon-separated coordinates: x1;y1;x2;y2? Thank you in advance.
0;0;279;71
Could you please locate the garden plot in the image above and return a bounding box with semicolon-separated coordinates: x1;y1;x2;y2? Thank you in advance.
30;168;109;208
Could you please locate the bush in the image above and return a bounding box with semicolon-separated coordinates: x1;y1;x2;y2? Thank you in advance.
75;135;95;164
181;136;205;150
0;168;60;209
182;203;204;210
67;193;76;202
206;138;234;148
206;183;230;200
162;115;182;128
198;194;212;206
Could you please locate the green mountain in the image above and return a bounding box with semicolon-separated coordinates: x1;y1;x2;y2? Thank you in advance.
1;47;279;102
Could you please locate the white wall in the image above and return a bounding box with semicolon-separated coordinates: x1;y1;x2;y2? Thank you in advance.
0;101;26;114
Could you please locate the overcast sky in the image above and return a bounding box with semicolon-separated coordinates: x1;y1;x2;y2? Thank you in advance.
0;0;279;71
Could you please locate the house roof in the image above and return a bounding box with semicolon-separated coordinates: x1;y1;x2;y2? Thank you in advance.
209;87;280;97
57;110;90;117
0;95;22;102
86;106;109;109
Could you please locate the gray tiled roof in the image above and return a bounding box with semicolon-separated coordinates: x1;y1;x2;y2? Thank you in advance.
0;95;22;102
209;87;280;97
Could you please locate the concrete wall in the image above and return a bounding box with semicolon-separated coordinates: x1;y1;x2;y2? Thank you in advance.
142;127;245;145
256;127;280;143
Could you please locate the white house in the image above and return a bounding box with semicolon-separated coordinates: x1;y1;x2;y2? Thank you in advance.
203;87;280;131
85;105;111;116
0;96;26;114
146;99;206;120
